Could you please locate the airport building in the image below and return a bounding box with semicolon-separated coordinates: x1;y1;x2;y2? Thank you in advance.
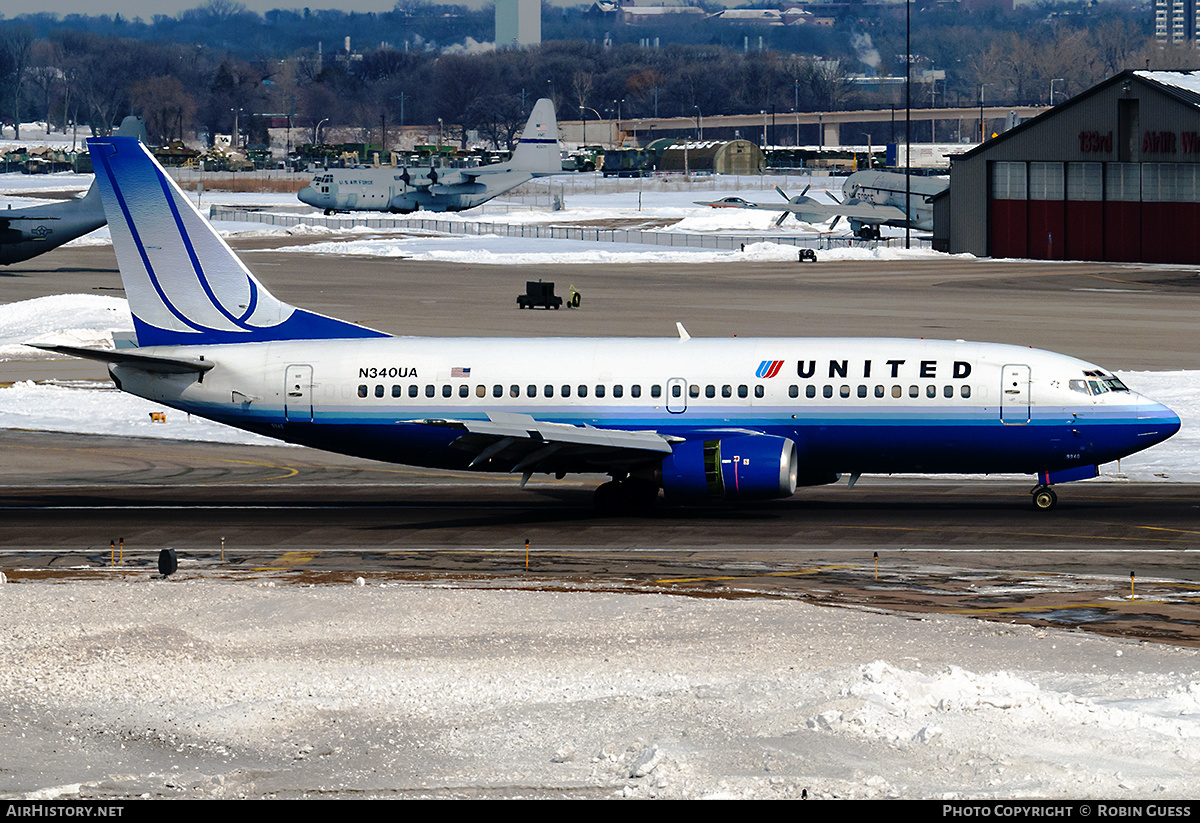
945;70;1200;263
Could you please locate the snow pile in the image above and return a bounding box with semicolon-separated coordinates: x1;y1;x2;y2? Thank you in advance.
0;294;130;359
3;584;1200;799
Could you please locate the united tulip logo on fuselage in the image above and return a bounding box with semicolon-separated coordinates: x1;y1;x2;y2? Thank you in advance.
756;360;785;378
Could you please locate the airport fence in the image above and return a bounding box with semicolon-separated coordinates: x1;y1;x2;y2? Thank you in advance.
208;207;933;253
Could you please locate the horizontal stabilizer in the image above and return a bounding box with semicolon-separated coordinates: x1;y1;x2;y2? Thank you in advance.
30;343;215;374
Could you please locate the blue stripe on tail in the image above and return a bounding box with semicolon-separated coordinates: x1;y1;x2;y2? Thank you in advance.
88;137;387;347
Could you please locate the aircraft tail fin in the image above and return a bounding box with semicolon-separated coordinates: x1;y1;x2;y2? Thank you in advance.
507;98;561;175
87;136;386;347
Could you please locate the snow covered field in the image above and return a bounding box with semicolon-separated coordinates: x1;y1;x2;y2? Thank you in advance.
3;163;1200;800
6;582;1200;800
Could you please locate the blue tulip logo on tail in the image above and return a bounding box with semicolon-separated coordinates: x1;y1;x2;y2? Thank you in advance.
87;137;385;347
756;360;784;379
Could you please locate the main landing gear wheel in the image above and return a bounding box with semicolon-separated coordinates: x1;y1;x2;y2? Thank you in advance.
1031;486;1058;511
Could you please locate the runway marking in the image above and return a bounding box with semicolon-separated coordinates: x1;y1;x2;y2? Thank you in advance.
841;524;1186;544
949;601;1113;615
657;564;858;584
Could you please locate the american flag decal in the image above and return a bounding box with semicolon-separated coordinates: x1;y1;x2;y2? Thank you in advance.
451;367;471;378
755;360;784;379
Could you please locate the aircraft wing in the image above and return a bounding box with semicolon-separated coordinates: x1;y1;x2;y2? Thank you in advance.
696;191;906;226
803;200;907;223
406;411;678;476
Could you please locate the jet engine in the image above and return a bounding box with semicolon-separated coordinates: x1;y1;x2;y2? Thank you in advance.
660;435;832;503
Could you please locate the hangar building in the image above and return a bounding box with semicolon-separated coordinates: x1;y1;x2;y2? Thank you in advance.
946;70;1200;263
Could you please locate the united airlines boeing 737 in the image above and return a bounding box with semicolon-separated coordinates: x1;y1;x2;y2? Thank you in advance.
38;136;1181;511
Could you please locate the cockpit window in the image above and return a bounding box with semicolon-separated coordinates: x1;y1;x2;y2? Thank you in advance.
1072;375;1130;396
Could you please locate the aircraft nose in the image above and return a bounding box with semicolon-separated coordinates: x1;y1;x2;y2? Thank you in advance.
297;186;317;206
1139;397;1181;446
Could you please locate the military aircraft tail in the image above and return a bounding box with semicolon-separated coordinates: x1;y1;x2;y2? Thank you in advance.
505;98;561;175
86;136;386;347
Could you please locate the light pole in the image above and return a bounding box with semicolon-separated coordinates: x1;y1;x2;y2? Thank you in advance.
1050;78;1064;106
979;83;993;143
580;105;601;146
694;106;702;140
230;107;243;150
314;117;328;145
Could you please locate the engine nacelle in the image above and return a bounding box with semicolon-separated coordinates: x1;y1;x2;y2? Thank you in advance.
661;435;803;503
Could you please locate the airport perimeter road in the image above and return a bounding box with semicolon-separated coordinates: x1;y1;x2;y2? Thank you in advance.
3;242;1200;370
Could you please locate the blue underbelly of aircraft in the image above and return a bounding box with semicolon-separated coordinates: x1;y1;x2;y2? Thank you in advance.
190;402;1179;477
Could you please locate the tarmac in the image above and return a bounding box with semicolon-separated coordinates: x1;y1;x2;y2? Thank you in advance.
2;240;1200;645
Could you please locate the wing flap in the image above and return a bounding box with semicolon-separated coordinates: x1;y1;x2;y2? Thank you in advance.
405;411;675;474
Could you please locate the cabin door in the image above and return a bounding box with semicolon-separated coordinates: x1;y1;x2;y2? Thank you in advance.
284;364;314;422
1000;364;1030;424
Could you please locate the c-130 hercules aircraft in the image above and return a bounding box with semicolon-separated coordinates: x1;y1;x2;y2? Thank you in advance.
0;117;147;265
297;98;561;215
37;135;1180;512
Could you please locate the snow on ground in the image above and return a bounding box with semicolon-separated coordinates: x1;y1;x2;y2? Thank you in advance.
4;581;1200;799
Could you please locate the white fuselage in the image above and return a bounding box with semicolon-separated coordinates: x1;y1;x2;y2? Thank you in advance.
110;336;1179;480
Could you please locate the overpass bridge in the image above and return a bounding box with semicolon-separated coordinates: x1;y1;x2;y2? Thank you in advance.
561;106;1049;148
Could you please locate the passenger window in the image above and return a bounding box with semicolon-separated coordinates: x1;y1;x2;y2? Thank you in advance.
476;385;486;398
392;385;402;398
944;385;953;398
823;385;833;398
578;385;588;398
754;385;764;398
926;385;936;398
788;385;799;399
631;385;641;398
426;385;435;398
670;384;680;398
892;385;902;398
721;385;732;398
961;386;972;398
527;385;537;398
739;385;749;398
493;385;503;398
806;385;816;399
874;385;884;398
909;385;919;398
358;384;367;398
613;385;623;398
459;385;469;398
596;385;606;398
510;385;519;398
840;385;850;398
705;385;716;398
561;385;572;398
689;385;700;398
651;385;662;398
443;385;452;398
544;385;554;397
375;385;384;398
409;385;419;398
857;385;868;398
